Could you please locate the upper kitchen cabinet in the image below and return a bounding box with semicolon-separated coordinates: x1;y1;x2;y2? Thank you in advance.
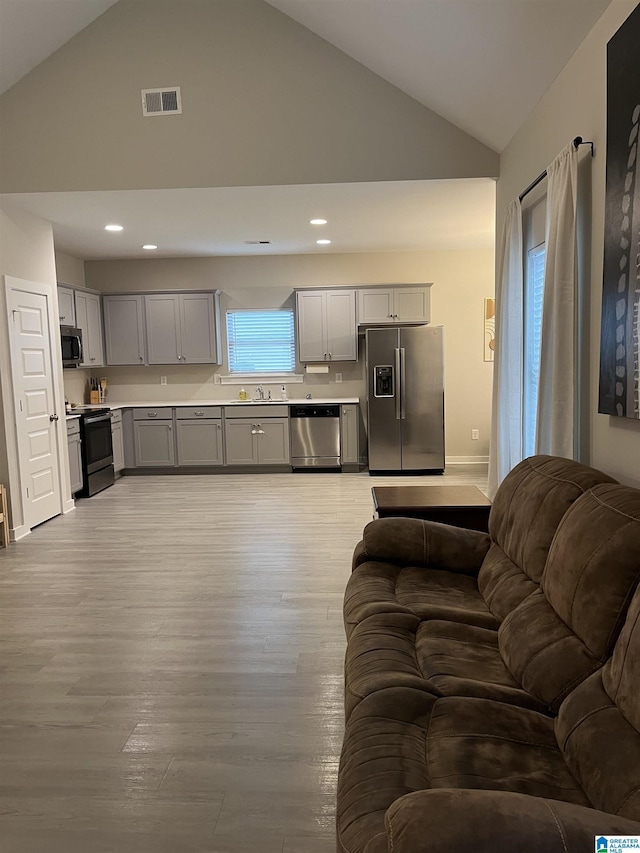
357;285;432;325
296;289;357;362
103;295;146;365
145;292;221;365
74;290;104;368
57;286;76;326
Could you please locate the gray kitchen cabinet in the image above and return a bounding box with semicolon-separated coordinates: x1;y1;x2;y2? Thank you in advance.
296;289;357;362
103;295;146;365
66;419;83;494
75;290;104;368
340;404;359;467
224;419;256;465
224;414;289;465
58;286;76;326
133;419;175;466
110;410;125;473
357;285;431;325
145;292;221;365
257;418;290;464
176;419;223;465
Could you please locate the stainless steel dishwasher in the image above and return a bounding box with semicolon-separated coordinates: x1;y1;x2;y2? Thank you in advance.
290;405;341;469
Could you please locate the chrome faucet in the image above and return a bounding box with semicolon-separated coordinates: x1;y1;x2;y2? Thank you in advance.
255;385;265;401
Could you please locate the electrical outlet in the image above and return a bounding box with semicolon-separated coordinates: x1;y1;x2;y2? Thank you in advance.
335;372;343;383
160;376;167;386
471;429;479;440
213;373;222;385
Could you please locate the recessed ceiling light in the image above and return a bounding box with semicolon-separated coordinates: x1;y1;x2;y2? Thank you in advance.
316;239;331;245
104;224;123;232
310;218;327;225
142;244;158;250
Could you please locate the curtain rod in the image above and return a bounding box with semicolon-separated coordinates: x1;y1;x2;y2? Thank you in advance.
518;137;594;202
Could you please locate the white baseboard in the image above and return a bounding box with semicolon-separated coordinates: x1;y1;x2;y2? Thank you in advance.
11;524;30;542
446;456;489;465
62;499;75;514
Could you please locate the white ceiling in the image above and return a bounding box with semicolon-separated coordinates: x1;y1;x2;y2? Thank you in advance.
0;0;118;94
0;0;609;260
2;179;496;259
266;0;612;152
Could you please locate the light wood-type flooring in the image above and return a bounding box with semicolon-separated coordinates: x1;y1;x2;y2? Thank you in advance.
0;466;487;852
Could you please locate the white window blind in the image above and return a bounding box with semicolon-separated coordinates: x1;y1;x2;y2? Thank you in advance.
523;244;546;457
226;310;295;374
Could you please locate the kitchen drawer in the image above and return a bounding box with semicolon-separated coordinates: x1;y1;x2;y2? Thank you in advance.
175;406;222;419
133;407;173;420
66;419;80;437
224;405;288;418
110;409;123;424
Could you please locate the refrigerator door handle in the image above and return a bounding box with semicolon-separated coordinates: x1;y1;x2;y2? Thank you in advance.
400;347;407;420
394;348;402;420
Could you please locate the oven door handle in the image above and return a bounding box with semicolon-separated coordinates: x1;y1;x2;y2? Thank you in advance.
84;414;111;425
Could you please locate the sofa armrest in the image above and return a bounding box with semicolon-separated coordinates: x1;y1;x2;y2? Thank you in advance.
353;518;490;575
370;789;640;853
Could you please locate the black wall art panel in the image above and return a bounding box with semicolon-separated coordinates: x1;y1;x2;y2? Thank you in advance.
599;1;640;418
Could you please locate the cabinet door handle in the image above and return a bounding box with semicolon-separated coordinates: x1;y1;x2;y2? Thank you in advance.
139;355;144;361
194;411;204;417
148;412;158;418
60;315;65;321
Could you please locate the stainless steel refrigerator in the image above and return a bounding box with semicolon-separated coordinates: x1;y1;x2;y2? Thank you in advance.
366;325;444;473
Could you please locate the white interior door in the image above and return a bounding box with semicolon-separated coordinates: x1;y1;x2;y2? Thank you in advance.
8;287;62;528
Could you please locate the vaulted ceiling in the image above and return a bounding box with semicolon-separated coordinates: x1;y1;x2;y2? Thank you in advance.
0;0;612;151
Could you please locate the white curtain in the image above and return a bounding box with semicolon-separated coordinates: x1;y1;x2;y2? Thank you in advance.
535;143;578;457
488;199;523;500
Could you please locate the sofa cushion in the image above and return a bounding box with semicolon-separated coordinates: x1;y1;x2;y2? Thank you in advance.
344;615;545;720
556;584;640;821
344;562;499;639
427;696;589;805
498;484;640;711
337;686;590;853
478;455;617;618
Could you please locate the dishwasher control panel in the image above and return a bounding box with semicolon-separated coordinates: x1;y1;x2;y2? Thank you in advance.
290;405;340;418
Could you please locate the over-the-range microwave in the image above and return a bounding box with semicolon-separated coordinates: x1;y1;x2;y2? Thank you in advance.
61;325;83;368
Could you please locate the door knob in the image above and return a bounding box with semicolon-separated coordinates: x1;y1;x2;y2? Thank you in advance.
49;414;59;422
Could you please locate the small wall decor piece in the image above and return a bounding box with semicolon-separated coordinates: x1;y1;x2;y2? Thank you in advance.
599;1;640;418
484;297;495;361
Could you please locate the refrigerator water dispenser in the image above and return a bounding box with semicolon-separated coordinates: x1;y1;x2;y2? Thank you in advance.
374;365;394;397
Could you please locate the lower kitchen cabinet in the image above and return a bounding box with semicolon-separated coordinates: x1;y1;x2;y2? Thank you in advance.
67;419;83;494
111;410;125;473
133;420;175;466
257;418;290;464
340;404;359;467
224;417;290;465
176;419;223;465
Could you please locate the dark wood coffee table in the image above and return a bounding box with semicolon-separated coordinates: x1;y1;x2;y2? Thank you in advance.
372;485;491;532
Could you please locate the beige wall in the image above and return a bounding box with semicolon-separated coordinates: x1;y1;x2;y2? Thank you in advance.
497;0;640;487
85;249;495;460
55;251;86;289
0;204;59;531
0;0;497;194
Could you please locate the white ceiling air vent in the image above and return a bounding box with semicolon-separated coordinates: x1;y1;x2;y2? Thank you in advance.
141;87;182;116
243;240;272;245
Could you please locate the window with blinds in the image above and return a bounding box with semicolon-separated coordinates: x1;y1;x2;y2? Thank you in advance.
226;310;296;374
523;243;546;457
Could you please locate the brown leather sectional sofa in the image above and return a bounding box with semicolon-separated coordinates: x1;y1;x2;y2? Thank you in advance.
338;456;640;852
